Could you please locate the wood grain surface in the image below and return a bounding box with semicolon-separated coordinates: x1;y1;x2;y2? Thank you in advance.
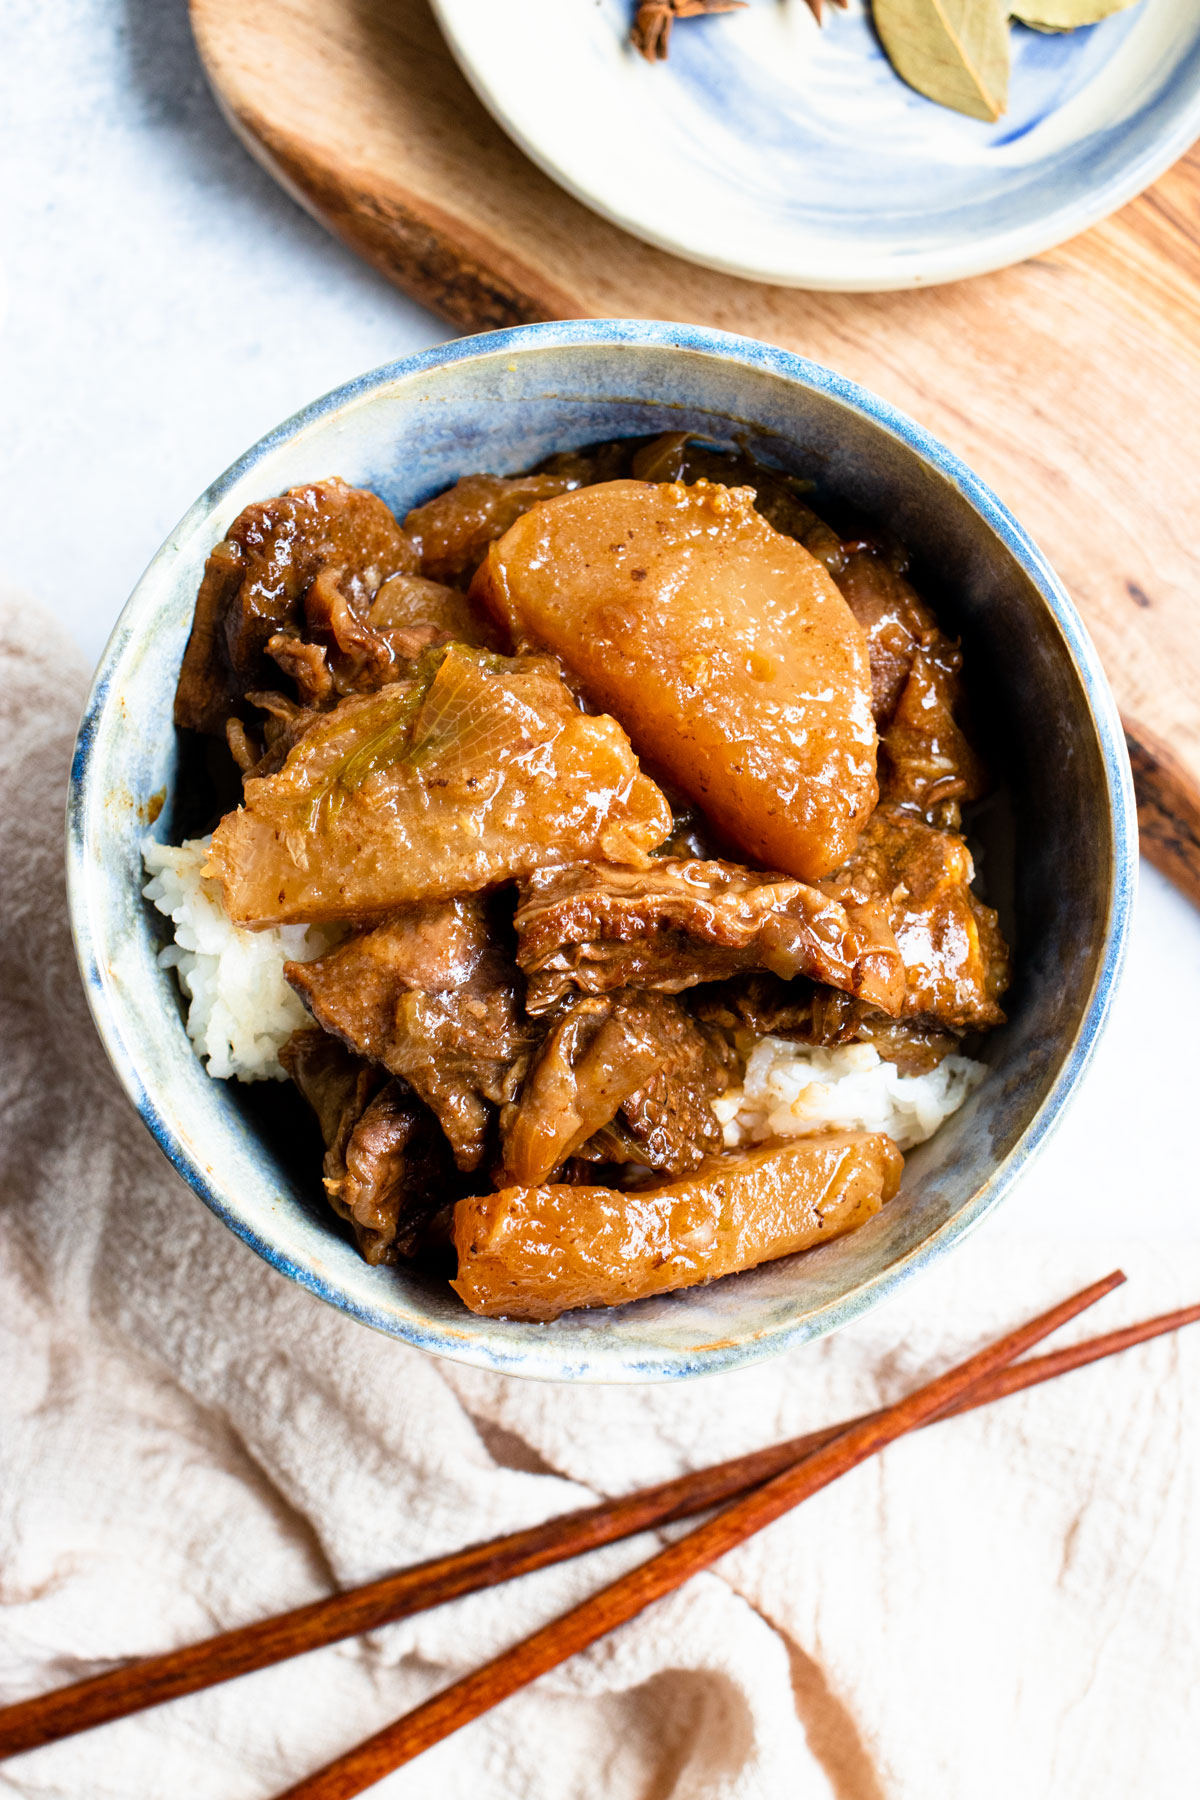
191;0;1200;905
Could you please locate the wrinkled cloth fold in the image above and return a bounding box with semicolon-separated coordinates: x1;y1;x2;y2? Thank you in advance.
0;589;1197;1799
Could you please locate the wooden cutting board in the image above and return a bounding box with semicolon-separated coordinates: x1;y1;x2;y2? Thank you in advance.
191;0;1200;907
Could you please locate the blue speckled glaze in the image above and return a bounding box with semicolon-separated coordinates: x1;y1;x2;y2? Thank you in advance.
432;0;1200;288
66;320;1136;1382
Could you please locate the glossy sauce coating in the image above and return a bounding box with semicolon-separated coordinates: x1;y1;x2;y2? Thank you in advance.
175;477;418;735
206;647;671;925
452;1130;903;1320
823;806;1008;1031
472;479;878;882
168;447;1013;1307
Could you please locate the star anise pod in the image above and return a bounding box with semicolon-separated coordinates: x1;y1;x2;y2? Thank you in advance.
803;0;849;22
631;0;749;64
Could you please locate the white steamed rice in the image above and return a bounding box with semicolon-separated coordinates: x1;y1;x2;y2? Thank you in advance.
142;836;340;1081
713;1037;985;1152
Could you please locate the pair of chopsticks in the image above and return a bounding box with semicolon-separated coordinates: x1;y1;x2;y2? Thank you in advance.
1;1273;1196;1798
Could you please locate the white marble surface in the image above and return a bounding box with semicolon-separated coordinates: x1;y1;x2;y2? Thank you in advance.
4;0;1199;1254
1;0;450;671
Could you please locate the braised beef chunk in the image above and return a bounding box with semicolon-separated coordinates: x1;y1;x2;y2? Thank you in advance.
513;859;905;1018
368;572;502;649
286;898;537;1172
175;478;417;735
833;549;939;729
833;547;985;830
498;994;662;1187
280;1024;375;1147
278;564;401;703
499;990;731;1186
263;628;335;710
332;1085;452;1262
852;1016;962;1077
264;567;505;716
280;1028;451;1263
878;646;986;827
692;975;960;1073
228;689;323;780
535;437;643;487
598;997;733;1172
693;973;863;1046
403;473;576;587
822;806;1009;1032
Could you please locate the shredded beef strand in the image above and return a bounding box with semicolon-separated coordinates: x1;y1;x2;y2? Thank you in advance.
285;898;537;1173
514;858;905;1018
500;990;732;1186
821;806;1009;1032
280;1028;452;1263
174;478;417;736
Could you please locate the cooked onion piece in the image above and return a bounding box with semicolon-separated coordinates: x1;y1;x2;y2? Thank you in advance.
206;645;671;925
472;478;878;881
452;1130;903;1320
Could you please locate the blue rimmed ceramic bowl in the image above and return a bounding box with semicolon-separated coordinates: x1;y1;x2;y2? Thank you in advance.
66;321;1136;1382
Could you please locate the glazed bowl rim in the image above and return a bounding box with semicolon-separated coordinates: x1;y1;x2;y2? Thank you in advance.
65;318;1138;1381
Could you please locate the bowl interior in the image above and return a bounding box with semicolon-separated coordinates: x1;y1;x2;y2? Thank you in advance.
68;323;1134;1381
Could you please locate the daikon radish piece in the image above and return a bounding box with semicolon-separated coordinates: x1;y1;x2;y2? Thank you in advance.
452;1130;903;1320
472;479;877;881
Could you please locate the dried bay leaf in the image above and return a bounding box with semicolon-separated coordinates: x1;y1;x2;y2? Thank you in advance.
872;0;1010;120
1011;0;1138;28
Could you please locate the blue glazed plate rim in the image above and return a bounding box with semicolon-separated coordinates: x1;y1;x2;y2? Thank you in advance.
65;320;1137;1382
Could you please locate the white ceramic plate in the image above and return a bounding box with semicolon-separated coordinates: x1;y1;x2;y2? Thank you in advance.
431;0;1200;290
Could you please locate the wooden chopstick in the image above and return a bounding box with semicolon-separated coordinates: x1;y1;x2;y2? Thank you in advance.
270;1272;1129;1799
9;1272;1189;1766
12;1271;1198;1764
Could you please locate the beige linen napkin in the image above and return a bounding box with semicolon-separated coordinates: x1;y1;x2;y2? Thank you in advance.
1;589;1197;1800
